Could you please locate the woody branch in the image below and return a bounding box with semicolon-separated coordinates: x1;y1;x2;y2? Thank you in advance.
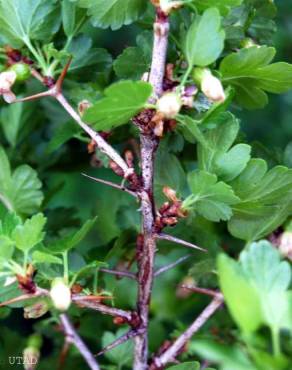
133;7;170;370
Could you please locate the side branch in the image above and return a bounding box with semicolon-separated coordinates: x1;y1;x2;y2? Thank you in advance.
60;314;100;370
151;296;224;368
72;295;136;324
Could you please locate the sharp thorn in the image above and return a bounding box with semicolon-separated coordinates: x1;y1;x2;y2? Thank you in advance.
156;233;207;252
81;173;137;197
55;57;73;93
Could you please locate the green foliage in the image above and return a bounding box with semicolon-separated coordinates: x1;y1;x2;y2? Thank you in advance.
218;240;292;348
184;7;225;67
71;0;147;30
183;170;239;222
49;217;97;253
0;147;43;216
12;213;46;252
168;362;200;370
228;161;292;241
0;0;60;47
102;328;133;366
194;0;243;15
220;46;292;109
84;81;152;130
197;113;251;181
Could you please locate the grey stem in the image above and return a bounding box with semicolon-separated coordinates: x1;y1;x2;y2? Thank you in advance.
133;10;170;370
152;296;224;368
60;314;100;370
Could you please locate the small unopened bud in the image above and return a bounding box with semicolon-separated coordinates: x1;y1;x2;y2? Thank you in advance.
157;92;182;118
279;232;292;261
23;347;39;370
78;100;92;116
160;0;183;14
163;186;179;202
0;70;17;103
50;278;71;311
193;68;225;103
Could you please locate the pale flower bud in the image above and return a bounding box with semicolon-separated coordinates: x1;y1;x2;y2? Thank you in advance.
50;278;71;311
160;0;183;14
193;68;225;103
157;92;182;118
23;347;39;370
0;70;17;103
279;231;292;261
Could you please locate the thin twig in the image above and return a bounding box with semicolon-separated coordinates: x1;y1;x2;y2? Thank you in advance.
72;295;134;322
151;296;224;368
56;93;132;177
96;329;141;357
60;314;100;370
99;268;137;280
0;288;48;307
82;173;137;197
154;255;191;277
14;60;132;178
156;233;207;252
180;285;222;298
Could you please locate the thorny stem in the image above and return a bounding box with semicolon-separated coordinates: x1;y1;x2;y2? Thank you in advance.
134;9;170;370
151;296;224;368
72;295;135;323
60;314;100;370
56;93;132;177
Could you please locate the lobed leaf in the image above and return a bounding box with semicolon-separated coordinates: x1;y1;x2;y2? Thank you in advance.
84;81;152;131
184;7;225;67
184;170;239;222
220;46;292;109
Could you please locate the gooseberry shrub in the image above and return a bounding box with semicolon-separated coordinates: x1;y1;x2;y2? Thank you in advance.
0;1;292;370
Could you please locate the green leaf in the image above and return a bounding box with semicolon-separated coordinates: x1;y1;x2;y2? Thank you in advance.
49;217;97;253
72;0;147;30
184;170;239;222
114;31;152;80
0;212;21;259
228;160;292;241
191;339;257;370
46;121;81;153
84;81;152;131
102;328;133;366
184;7;225;67
32;251;62;264
0;102;34;148
198;113;251;181
218;254;263;333
114;47;149;80
155;149;186;195
0;0;61;48
68;35;112;74
194;0;243;15
12;213;47;252
168;362;200;370
220;46;292;109
62;0;77;37
240;241;291;331
218;241;292;337
0;147;43;216
62;0;86;38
